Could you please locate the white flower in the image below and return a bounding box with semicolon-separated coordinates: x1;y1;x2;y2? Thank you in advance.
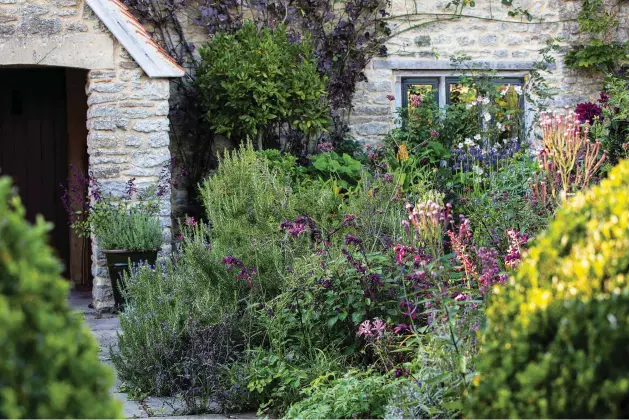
483;112;491;122
500;85;510;96
458;142;464;149
513;85;523;96
464;138;476;147
482;97;490;105
496;122;503;130
466;104;474;110
472;165;484;176
474;134;482;141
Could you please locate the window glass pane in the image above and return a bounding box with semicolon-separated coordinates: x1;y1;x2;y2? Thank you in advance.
407;84;436;108
401;78;439;108
492;81;524;140
448;82;477;105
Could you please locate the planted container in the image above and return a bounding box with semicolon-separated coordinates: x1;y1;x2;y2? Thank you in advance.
103;249;158;310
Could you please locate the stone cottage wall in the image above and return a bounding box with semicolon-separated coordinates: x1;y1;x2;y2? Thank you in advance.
87;45;172;311
0;0;173;311
350;0;629;144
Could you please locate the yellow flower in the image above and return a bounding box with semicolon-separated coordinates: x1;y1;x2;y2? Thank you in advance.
397;144;409;162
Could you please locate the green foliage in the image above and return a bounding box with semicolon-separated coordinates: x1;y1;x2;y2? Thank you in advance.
92;208;163;251
565;0;627;72
197;21;329;145
84;182;163;251
199;143;300;294
0;177;121;419
565;40;628;73
306;151;363;190
467;160;629;417
244;349;343;416
112;224;242;406
285;370;396;419
461;156;547;252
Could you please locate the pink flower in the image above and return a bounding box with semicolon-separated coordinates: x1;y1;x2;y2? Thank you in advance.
372;318;387;337
393;323;410;334
357;320;372;337
410;94;423;108
317;142;335;153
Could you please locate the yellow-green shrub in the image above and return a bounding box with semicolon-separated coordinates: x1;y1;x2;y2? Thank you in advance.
467;160;629;418
0;177;121;419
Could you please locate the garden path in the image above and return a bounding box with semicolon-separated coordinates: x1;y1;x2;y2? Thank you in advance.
70;291;255;420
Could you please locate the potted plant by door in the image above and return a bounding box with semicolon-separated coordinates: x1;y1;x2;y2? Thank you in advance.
87;179;163;311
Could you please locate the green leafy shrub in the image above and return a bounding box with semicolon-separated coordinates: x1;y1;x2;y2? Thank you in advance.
285;370;395;419
197;21;329;148
467;160;629;418
305;151;363;190
0;177;121;419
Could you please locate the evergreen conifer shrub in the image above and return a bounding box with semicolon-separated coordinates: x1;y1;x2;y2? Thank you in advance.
0;177;121;419
467;160;629;418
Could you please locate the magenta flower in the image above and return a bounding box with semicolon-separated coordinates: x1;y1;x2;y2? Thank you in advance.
393;323;410;334
410;94;423;108
317;142;335;153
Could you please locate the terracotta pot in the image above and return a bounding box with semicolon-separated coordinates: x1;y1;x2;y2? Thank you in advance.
103;249;158;311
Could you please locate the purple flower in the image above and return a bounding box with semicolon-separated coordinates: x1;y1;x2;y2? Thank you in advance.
221;255;243;270
125;177;137;198
317;142;335;153
410;94;423;108
575;101;603;125
345;234;362;246
342;213;357;227
393;323;410;334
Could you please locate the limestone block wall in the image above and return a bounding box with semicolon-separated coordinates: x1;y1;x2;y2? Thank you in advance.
87;45;172;311
0;0;174;311
349;0;629;144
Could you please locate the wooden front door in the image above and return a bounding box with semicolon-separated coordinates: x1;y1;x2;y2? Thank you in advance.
0;68;70;272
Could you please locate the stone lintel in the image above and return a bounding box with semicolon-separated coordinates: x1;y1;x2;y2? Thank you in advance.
0;33;115;70
373;58;556;71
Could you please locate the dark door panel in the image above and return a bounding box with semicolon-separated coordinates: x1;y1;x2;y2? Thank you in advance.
0;68;69;273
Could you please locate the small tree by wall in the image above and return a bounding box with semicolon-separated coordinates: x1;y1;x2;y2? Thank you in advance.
196;22;330;151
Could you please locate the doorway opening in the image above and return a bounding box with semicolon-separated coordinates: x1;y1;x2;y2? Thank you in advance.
0;67;92;290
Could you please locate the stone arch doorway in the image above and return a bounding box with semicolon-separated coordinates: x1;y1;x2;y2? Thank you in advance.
0;0;183;311
0;66;91;289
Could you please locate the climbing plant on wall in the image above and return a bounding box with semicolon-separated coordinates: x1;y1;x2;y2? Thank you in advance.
565;0;629;73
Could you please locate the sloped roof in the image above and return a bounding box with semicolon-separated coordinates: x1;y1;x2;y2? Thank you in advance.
85;0;185;78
